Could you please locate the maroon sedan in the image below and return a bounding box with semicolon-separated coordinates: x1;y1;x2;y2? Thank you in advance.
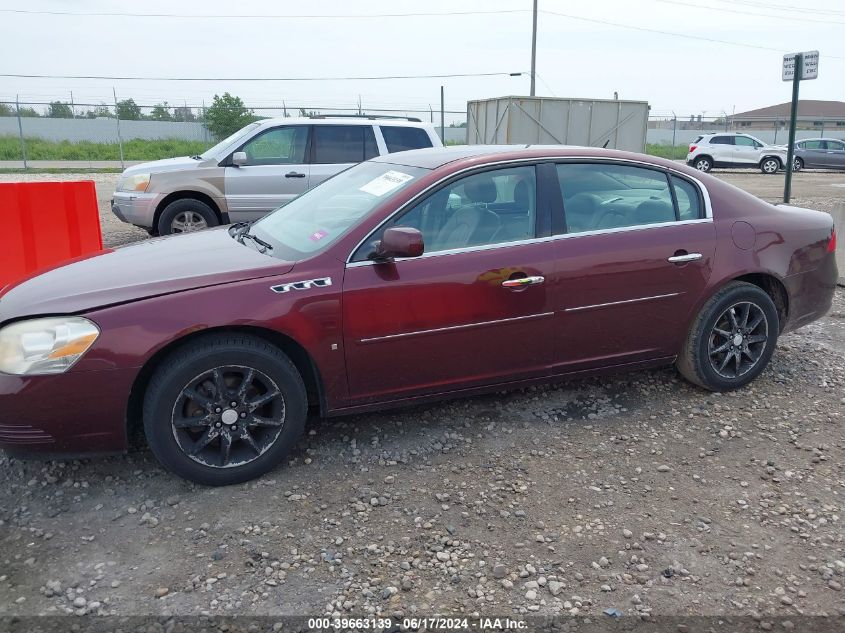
0;146;837;485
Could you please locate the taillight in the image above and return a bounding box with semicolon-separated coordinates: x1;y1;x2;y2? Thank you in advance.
689;144;697;152
828;228;837;253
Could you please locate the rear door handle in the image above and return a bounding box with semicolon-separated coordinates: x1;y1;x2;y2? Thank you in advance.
285;171;306;178
502;275;545;289
668;252;703;263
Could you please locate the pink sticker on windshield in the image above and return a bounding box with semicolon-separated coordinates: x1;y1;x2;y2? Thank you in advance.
309;229;329;242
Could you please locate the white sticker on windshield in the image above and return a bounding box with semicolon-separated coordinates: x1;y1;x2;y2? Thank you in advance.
359;170;414;197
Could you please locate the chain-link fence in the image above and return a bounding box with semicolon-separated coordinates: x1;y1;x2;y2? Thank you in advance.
0;99;468;167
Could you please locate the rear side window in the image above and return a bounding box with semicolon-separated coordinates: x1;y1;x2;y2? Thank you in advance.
556;163;676;234
709;136;733;145
380;126;434;153
312;125;377;164
803;140;825;150
671;176;703;221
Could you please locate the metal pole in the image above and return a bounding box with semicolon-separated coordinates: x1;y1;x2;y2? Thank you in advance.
774;117;778;145
358;95;362;116
113;87;125;170
15;95;27;170
70;91;75;119
429;105;433;123
530;0;538;96
783;54;801;204
440;86;445;143
671;111;677;160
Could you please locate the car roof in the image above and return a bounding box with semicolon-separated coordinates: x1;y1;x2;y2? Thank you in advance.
370;144;673;170
254;117;433;128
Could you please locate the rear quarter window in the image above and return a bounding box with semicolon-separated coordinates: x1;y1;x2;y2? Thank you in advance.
380;126;434;153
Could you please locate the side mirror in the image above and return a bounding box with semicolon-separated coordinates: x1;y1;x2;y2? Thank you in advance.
373;227;424;260
232;151;248;167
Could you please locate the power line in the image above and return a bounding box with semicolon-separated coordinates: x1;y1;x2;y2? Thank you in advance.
0;71;523;82
0;8;528;19
657;0;845;24
539;9;845;59
714;0;845;17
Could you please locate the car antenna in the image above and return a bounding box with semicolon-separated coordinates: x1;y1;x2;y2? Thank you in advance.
602;139;610;148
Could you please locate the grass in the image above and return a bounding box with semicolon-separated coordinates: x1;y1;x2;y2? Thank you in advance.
0;167;124;174
0;136;210;161
645;143;689;160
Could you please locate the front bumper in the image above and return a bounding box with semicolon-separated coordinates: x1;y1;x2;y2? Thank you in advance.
0;367;137;457
111;191;164;229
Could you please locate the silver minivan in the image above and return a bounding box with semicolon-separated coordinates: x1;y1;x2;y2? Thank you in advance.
112;116;442;235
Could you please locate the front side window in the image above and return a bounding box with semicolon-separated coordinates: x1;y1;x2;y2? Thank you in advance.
312;125;376;164
239;126;308;166
252;161;427;260
556;163;676;233
734;136;760;147
380;126;434;153
804;140;825;150
353;165;537;260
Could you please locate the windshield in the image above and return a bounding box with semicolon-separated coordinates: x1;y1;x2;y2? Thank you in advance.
201;122;262;160
251;161;428;260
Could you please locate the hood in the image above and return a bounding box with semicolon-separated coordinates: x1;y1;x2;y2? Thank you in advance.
121;155;216;177
0;228;294;321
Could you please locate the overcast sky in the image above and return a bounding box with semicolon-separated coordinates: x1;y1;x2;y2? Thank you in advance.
1;0;843;123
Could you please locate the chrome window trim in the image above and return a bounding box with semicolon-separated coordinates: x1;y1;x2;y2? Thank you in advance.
345;155;713;266
346;217;713;268
358;311;555;344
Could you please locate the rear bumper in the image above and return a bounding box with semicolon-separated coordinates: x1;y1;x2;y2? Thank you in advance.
0;367;136;457
111;191;163;229
782;253;839;334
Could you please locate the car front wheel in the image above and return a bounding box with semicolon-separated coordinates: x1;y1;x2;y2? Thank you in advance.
760;157;781;174
158;198;219;235
693;156;713;172
143;334;307;485
677;282;779;391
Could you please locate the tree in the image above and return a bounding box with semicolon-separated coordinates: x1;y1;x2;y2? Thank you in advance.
172;105;196;122
205;93;256;139
449;121;467;128
0;102;13;117
116;98;141;120
47;101;74;118
83;104;114;119
149;102;172;121
17;106;40;117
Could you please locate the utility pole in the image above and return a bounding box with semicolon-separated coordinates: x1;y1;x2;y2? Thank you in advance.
530;0;538;96
440;86;445;143
113;87;125;170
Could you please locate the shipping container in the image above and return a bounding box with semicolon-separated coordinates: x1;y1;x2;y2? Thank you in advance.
466;96;649;152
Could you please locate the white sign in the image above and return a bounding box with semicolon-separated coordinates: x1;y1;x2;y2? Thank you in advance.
783;50;819;81
358;170;414;197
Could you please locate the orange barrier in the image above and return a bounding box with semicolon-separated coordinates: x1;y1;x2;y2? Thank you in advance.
0;181;103;290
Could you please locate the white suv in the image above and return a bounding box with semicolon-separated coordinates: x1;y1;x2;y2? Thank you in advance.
112;116;442;235
686;133;787;174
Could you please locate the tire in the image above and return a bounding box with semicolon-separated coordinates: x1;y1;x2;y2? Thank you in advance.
143;334;307;485
793;157;804;172
677;282;779;392
760;157;781;174
693;156;713;172
157;198;219;236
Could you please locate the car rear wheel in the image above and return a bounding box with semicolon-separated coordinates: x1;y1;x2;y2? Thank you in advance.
158;198;219;236
760;157;781;174
143;334;307;486
677;282;779;392
693;156;713;172
793;157;804;172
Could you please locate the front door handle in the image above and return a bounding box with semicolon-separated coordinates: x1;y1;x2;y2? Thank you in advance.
285;171;306;178
502;275;545;289
668;252;703;263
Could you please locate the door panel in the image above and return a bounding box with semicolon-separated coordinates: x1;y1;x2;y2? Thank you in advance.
224;126;310;220
342;245;558;403
550;222;716;370
732;136;760;164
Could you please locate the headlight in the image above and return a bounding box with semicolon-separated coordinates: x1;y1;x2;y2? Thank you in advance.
0;317;100;375
118;173;151;192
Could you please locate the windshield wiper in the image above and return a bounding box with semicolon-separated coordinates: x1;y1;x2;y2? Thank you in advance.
231;222;273;253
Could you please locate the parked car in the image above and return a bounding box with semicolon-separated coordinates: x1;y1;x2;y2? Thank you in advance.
791;138;845;171
1;146;837;485
687;133;787;174
111;116;442;235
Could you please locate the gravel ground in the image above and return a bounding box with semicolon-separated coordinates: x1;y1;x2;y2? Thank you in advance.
0;168;843;623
